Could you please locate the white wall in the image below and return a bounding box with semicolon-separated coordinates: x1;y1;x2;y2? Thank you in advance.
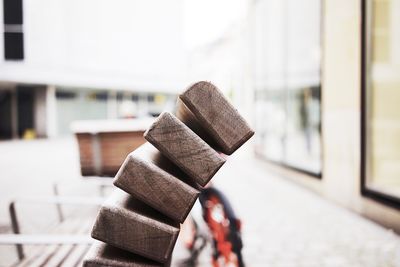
0;0;187;93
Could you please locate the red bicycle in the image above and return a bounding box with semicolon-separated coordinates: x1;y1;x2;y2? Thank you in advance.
181;186;244;267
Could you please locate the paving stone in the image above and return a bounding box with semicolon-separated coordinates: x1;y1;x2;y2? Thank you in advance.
208;157;400;267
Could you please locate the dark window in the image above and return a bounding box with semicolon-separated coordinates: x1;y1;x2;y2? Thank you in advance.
117;92;124;101
4;32;24;60
0;90;13;139
3;0;23;24
131;94;139;102
3;0;24;60
56;91;77;99
16;87;34;137
147;94;155;102
95;92;108;101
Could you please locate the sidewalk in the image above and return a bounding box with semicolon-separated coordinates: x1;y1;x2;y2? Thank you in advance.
211;150;400;267
0;138;399;266
0;138;82;228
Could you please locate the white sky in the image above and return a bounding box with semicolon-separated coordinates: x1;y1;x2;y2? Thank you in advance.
183;0;247;49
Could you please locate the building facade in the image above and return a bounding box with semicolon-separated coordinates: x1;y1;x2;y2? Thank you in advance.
0;0;186;139
252;0;400;232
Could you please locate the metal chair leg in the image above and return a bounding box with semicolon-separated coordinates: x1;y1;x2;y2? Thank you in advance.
9;202;24;260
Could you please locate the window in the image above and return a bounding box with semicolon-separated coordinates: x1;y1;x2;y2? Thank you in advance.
362;0;400;206
0;90;12;139
55;88;108;135
254;0;322;176
3;0;24;60
56;91;77;99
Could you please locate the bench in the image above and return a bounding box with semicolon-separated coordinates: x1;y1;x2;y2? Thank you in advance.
0;180;111;267
84;81;254;266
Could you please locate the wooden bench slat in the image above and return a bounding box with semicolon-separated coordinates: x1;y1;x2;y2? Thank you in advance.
12;196;105;206
11;219;84;267
114;143;199;223
57;220;93;267
60;244;91;267
144;112;225;186
83;241;166;267
177;81;254;155
76;246;92;267
42;244;76;267
91;189;179;264
35;219;92;267
0;235;92;245
11;218;92;267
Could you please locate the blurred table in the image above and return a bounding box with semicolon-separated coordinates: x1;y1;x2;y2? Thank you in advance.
71;118;154;177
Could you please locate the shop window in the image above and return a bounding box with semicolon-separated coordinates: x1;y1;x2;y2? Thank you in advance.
56;91;77;99
362;0;400;205
254;0;322;176
131;94;139;102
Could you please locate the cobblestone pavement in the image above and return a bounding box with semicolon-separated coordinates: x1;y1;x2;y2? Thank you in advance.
198;149;400;267
0;138;399;266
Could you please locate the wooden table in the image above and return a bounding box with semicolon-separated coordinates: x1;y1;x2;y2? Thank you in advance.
71;118;154;177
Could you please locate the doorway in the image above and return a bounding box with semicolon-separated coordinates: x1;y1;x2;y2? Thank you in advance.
16;86;34;138
0;90;12;139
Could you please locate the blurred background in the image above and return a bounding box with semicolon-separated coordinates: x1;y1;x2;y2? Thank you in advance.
0;0;400;266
